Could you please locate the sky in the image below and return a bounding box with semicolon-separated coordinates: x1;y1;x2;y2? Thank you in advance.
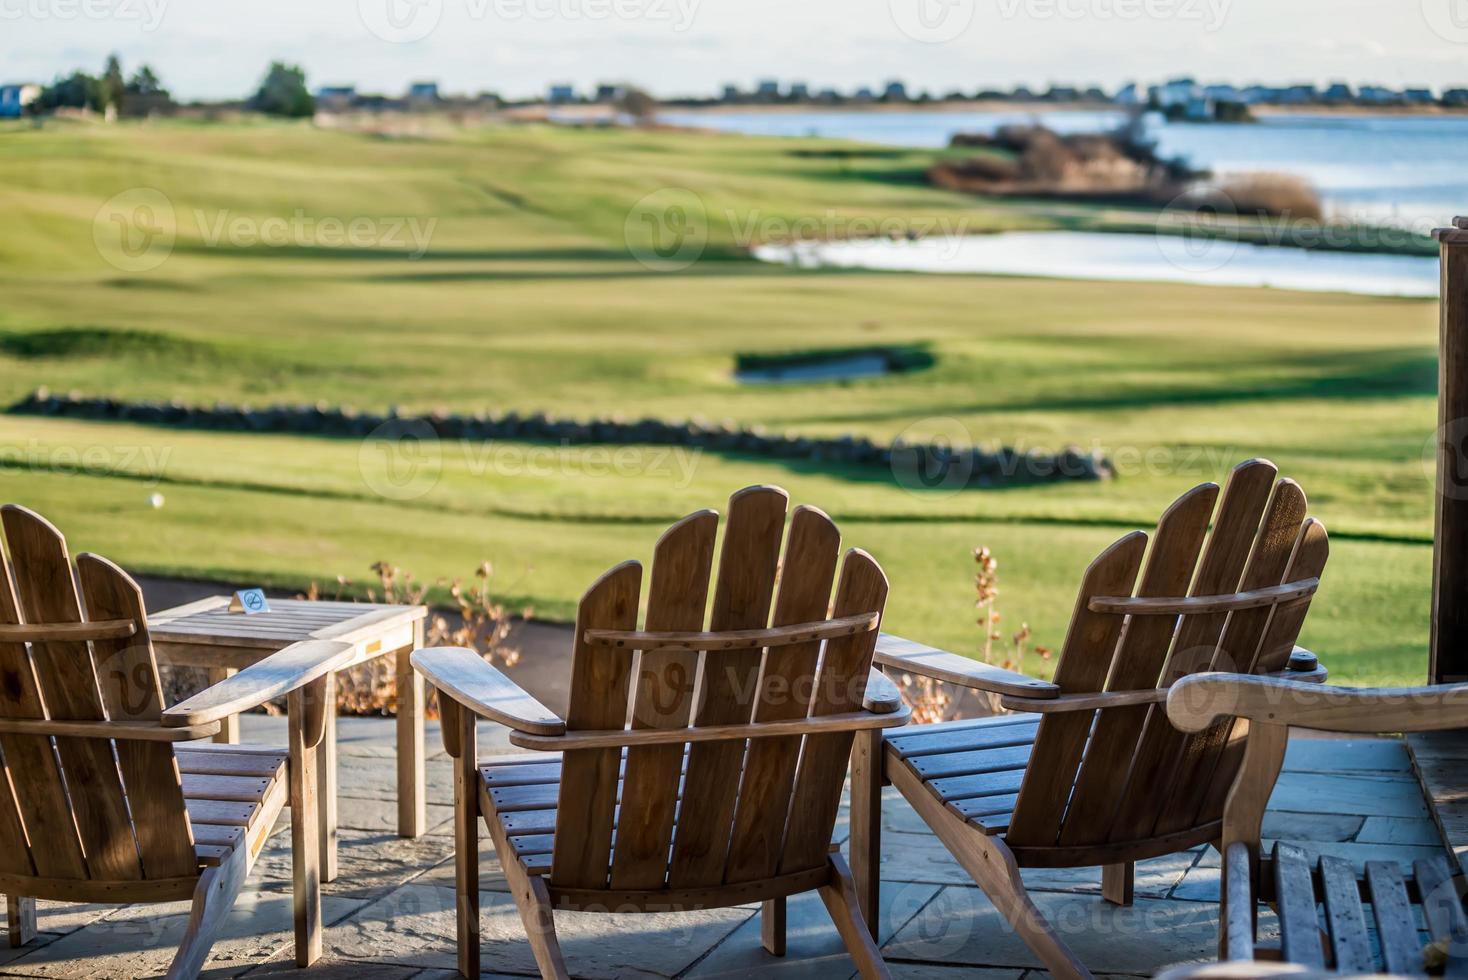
3;0;1468;101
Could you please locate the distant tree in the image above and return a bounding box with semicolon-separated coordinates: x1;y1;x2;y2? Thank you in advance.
250;62;315;117
37;71;104;112
102;54;125;114
618;86;658;121
127;65;167;98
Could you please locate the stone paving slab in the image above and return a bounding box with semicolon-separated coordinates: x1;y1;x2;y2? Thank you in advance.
883;886;1219;974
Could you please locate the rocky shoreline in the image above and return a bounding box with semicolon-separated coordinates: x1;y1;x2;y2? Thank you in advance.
12;389;1113;487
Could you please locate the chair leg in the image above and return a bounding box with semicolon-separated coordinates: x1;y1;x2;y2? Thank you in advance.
819;854;891;980
888;762;1092;980
504;864;569;980
1102;862;1134;906
5;896;34;947
288;684;324;968
165;848;250;980
850;728;884;939
761;898;786;956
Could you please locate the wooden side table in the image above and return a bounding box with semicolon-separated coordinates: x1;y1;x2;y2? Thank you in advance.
150;597;429;879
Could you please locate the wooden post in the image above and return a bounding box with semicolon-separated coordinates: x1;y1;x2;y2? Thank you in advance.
1433;218;1468;684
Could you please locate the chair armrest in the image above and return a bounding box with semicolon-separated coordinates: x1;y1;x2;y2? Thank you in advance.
162;639;357;727
1166;672;1468;734
999;688;1168;713
874;633;1058;699
863;668;903;714
412;646;565;737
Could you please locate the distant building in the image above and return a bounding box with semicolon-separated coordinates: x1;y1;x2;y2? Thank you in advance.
882;80;908;101
721;84;740;102
1157;77;1199;108
1277;84;1318;104
407;81;440;108
1183;96;1216;121
1114;82;1140;105
1011;85;1035;101
1044;85;1079;102
815;88;840;103
1322;82;1354;103
755;79;781;100
594;84;625;103
1404;87;1435;104
316;86;357;111
547;84;576;104
1358;85;1401;104
0;83;41;118
1240;85;1281;104
852;86;875;102
1083;86;1108;102
1203;84;1240;103
1444;88;1468;107
788;82;809;100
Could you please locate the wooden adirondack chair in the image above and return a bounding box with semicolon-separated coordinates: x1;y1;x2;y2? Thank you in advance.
0;504;354;978
851;459;1331;980
1166;673;1468;976
412;486;910;979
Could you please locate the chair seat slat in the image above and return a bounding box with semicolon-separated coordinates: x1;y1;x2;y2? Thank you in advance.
1364;861;1423;975
1318;855;1374;973
1273;843;1326;969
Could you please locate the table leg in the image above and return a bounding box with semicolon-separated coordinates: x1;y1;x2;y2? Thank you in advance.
317;672;339;882
396;620;426;838
208;667;240;744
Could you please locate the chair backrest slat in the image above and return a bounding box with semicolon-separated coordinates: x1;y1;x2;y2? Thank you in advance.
0;557;56;879
1053;483;1217;848
1;506;142;880
76;553;198;878
1189;516;1329;825
550;560;641;889
1003;532;1146;847
1151;479;1311;836
608;511;717;890
777;548;888;874
666;486;787;889
725;505;841;883
1108;459;1279;838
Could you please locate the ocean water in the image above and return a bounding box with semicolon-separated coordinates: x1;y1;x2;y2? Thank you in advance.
661;108;1468;230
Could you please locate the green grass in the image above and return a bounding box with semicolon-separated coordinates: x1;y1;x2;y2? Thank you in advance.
0;117;1443;685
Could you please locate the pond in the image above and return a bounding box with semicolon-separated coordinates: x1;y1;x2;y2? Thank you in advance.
751;230;1440;298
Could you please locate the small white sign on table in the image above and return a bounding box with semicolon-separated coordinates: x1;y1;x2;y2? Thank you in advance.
227;588;270;615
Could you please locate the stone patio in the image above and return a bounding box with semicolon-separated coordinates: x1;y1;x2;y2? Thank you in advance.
0;719;1448;979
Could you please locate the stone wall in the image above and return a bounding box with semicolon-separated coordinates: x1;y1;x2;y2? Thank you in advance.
11;389;1113;486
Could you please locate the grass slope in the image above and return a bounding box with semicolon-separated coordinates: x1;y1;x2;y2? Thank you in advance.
0;118;1441;684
